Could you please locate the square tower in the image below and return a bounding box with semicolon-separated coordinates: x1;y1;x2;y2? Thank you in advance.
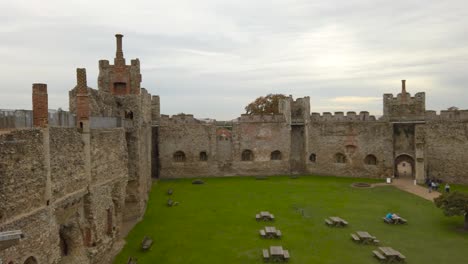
98;34;142;95
383;80;425;121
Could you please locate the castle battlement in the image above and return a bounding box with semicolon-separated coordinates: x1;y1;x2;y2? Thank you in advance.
237;114;286;123
425;110;468;121
160;114;204;124
310;111;377;122
383;92;425;102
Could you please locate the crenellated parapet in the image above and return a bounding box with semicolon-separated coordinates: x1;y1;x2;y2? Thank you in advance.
310;111;377;122
425;109;468;121
237;114;286;123
160;114;204;125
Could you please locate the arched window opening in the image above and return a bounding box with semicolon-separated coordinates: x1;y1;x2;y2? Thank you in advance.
241;150;253;161
271;150;282;160
335;153;347;163
364;154;378;165
199;151;208;161
24;257;38;264
173;151;186;162
309;153;316;162
79;122;83;129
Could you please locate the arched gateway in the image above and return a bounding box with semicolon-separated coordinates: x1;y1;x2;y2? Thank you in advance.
394;154;415;178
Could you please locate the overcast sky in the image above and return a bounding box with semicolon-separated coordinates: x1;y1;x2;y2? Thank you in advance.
1;0;467;120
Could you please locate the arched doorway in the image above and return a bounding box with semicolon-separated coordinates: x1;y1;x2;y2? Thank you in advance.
394;154;415;178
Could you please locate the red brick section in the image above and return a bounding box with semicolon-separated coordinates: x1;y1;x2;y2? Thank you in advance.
114;34;125;66
32;83;48;127
76;68;90;126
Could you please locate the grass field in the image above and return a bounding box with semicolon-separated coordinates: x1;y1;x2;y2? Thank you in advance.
114;176;467;264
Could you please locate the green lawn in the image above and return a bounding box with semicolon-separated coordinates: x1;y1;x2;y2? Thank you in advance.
115;176;467;264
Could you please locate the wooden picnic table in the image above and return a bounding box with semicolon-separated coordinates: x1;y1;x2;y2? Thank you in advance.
269;246;289;262
256;211;275;221
326;216;348;227
260;226;281;239
354;231;378;245
260;211;270;217
378;247;406;262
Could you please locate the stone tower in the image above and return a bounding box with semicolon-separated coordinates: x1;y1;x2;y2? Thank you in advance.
98;34;142;95
383;80;426;121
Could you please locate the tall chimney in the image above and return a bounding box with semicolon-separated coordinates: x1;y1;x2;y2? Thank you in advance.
32;83;48;128
114;34;125;65
76;68;90;127
401;80;407;94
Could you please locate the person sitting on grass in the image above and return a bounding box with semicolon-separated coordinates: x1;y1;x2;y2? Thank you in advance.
385;213;393;220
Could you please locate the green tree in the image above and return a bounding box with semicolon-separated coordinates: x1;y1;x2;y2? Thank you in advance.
244;94;288;115
434;191;468;230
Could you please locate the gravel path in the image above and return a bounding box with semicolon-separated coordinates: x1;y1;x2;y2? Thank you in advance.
373;178;441;201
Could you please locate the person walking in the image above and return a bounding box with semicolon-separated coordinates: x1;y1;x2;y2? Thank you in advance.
445;183;450;193
431;181;437;193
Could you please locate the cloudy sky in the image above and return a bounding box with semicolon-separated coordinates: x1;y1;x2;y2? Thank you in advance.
1;0;467;120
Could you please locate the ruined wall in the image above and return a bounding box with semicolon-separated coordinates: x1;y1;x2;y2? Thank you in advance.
159;115;218;178
0;209;61;264
306;113;393;178
158;114;291;178
229;116;291;176
0;129;46;222
90;129;128;184
425;120;468;184
50;127;87;199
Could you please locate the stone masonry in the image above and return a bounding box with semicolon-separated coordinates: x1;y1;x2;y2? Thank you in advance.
2;35;468;264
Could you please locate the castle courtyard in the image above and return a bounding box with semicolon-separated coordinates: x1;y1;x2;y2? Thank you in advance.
114;176;468;263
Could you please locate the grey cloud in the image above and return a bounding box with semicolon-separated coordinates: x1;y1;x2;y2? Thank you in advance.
1;0;468;119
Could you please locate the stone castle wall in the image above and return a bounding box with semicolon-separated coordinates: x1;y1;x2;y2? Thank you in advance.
1;35;154;264
3;35;468;264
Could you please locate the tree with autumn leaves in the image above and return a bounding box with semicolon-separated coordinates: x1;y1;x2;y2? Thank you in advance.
244;94;288;115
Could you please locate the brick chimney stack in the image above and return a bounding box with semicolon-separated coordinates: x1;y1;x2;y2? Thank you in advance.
76;68;90;128
114;34;125;65
32;83;48;127
402;80;407;94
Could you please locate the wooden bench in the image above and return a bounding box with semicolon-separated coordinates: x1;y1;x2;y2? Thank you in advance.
325;219;333;226
351;233;360;242
270;214;275;220
256;214;261;221
262;249;270;262
276;230;282;238
259;230;266;237
141;236;153;251
373;239;380;245
373;250;386;261
283;250;290;261
341;220;349;226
